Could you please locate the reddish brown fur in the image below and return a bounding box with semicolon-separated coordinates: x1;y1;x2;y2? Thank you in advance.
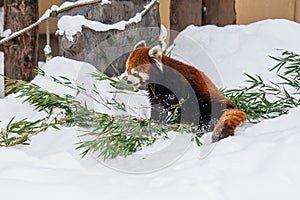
161;55;232;105
126;47;247;141
126;48;153;75
212;109;247;142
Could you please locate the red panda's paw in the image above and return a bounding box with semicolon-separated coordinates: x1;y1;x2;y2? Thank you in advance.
212;109;247;142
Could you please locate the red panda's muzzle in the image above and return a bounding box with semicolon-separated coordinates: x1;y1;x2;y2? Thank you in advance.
126;70;149;90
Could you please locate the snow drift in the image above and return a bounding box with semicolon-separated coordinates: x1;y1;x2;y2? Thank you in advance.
1;19;300;200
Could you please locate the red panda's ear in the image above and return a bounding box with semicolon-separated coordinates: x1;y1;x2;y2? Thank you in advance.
149;45;163;72
149;45;163;60
133;40;147;50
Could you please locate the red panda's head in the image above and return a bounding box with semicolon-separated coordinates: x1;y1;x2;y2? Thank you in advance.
126;44;163;88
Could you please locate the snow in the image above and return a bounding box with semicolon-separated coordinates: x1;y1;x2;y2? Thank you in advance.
100;0;111;5
1;19;300;199
39;1;111;25
43;45;52;55
160;25;168;51
0;52;3;98
38;5;59;23
0;7;4;98
173;19;300;88
60;0;101;10
39;0;104;23
0;7;11;38
56;0;158;42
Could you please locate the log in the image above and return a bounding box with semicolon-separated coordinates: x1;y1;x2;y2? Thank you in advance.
3;0;39;82
58;0;161;76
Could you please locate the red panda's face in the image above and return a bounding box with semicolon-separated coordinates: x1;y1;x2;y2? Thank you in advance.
126;46;163;88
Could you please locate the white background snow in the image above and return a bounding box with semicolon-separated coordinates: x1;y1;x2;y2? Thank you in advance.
1;19;300;200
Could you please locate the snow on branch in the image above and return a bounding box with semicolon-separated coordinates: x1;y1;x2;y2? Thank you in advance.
100;0;112;5
0;0;157;46
58;0;110;14
56;0;159;42
0;0;102;46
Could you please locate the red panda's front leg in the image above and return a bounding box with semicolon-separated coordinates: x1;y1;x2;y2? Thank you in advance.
212;109;247;142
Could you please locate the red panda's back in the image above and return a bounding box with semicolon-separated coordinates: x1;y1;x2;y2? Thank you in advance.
161;55;230;104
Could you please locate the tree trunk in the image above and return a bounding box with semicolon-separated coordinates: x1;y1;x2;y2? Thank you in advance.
170;0;202;43
58;0;161;76
3;0;39;82
202;0;236;26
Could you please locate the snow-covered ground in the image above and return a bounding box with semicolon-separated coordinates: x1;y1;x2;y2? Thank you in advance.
1;19;300;200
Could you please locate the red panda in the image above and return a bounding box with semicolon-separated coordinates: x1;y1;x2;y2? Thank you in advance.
126;44;247;142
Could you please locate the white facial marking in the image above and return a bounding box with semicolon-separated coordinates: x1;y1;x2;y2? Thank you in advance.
127;69;150;88
139;72;150;82
127;74;141;85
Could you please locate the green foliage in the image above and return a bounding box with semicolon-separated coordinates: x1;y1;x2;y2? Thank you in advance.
0;77;74;147
91;71;138;92
0;71;200;159
0;117;58;147
224;50;300;123
4;50;299;158
76;109;196;159
8;79;73;115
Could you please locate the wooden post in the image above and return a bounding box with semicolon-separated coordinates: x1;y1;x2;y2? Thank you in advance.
3;0;39;83
202;0;236;26
170;0;202;43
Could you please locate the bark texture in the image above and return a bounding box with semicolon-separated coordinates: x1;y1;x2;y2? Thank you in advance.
202;0;236;26
58;0;161;76
170;0;202;43
3;0;39;82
